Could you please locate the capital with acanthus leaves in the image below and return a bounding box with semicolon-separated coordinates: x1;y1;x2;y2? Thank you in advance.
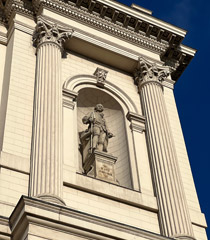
133;57;170;88
33;17;74;50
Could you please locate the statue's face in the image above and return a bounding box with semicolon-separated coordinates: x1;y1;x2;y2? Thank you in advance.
95;104;104;112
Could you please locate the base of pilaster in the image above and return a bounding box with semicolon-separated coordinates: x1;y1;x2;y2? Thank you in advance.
36;194;66;206
173;234;196;240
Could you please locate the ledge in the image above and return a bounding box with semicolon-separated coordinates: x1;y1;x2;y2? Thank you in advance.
63;167;158;213
9;196;171;240
0;216;11;240
0;151;30;174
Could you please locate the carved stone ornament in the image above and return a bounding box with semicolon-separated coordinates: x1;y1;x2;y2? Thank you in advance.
33;18;74;50
94;68;108;87
134;57;170;89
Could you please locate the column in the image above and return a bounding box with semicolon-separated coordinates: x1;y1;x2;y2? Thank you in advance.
134;57;195;240
30;18;73;205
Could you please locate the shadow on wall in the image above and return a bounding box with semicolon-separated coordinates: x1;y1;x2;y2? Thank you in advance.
77;88;132;189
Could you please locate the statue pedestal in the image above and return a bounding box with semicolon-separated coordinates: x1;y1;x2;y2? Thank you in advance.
83;150;118;184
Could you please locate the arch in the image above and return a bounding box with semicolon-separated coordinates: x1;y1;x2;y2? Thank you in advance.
63;74;138;114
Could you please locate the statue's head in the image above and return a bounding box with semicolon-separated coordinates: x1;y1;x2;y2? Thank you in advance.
94;104;104;112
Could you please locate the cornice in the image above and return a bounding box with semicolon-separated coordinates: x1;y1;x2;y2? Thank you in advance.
0;216;11;240
0;31;7;45
161;44;196;81
126;112;146;133
62;89;78;109
33;0;168;54
0;0;196;82
10;196;173;240
4;0;34;23
42;15;164;67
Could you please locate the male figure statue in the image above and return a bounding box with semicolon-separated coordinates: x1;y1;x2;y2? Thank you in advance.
82;104;113;152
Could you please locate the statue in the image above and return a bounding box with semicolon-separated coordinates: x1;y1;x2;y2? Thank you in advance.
79;104;118;183
81;104;113;153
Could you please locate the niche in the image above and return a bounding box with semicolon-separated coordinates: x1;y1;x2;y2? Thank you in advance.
77;87;132;189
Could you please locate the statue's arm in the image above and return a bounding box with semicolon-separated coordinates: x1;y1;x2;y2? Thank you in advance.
82;112;94;124
105;120;114;138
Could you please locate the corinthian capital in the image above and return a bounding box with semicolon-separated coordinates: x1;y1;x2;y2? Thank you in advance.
134;57;170;88
33;18;74;50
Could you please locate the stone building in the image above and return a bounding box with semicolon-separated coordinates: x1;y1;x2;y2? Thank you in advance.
0;0;207;239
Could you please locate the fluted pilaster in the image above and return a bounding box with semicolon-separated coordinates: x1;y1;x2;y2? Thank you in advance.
30;18;73;205
134;57;195;240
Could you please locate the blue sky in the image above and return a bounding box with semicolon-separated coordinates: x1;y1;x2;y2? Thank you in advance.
117;0;210;238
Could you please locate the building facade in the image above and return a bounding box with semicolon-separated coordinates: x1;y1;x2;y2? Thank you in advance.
0;0;207;239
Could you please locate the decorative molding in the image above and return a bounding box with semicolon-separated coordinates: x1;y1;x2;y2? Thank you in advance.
6;19;34;45
162;78;176;90
94;67;108;88
134;57;170;90
32;0;168;54
9;196;171;240
33;17;74;51
0;0;196;81
0;31;7;45
0;151;30;174
126;112;146;133
62;88;78;110
0;8;6;25
0;216;11;240
4;0;34;23
40;15;165;67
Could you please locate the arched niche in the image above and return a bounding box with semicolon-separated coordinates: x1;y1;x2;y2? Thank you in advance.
62;74;144;192
77;87;132;188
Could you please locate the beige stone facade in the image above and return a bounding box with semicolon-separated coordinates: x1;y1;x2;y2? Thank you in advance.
0;0;207;240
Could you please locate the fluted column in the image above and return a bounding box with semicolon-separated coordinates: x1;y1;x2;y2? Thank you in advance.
134;57;195;240
30;18;73;205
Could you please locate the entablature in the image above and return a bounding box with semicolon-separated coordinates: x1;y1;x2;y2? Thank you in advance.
0;0;197;82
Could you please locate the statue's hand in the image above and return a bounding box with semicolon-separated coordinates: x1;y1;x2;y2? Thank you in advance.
89;117;94;123
108;132;114;138
82;116;88;124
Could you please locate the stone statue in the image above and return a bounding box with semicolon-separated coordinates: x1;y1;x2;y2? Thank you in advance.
80;104;113;153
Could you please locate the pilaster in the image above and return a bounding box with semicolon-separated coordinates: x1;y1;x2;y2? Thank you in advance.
30;17;73;205
134;57;195;240
127;112;154;195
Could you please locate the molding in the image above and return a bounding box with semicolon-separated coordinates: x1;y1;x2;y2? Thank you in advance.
7;19;34;44
63;170;158;213
42;15;165;66
189;208;207;228
9;196;172;240
0;216;11;240
0;31;7;45
63;74;138;113
0;1;195;81
62;89;78;109
33;0;186;42
0;151;30;174
72;29;164;64
126;112;146;133
33;0;168;54
4;0;34;23
162;78;176;90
